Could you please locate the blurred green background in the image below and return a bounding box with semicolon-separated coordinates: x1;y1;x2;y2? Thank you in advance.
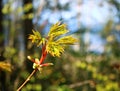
0;0;120;91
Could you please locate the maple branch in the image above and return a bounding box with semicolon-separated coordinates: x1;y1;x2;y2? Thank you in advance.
17;69;38;91
17;22;77;90
39;45;47;64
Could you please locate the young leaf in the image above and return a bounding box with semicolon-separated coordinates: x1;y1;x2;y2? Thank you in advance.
56;36;78;45
48;22;68;39
32;30;41;38
46;22;78;57
28;30;45;46
37;38;46;47
46;42;64;57
28;23;78;57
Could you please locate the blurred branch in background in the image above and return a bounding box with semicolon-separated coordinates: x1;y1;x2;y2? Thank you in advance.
68;80;95;89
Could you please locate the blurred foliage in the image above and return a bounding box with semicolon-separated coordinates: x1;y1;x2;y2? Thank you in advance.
0;62;12;72
22;83;42;91
0;0;120;91
46;85;73;91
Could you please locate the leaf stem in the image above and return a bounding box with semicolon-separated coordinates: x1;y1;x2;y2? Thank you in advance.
17;69;38;91
39;45;47;64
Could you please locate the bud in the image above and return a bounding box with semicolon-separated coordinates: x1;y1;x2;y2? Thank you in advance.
27;56;32;60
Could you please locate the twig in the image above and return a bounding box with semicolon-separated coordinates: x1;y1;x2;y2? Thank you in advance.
17;69;38;91
68;80;91;89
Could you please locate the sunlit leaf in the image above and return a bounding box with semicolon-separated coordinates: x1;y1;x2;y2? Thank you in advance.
56;36;78;45
37;38;46;47
29;22;78;57
28;30;45;46
32;30;41;38
48;22;68;39
28;30;41;41
46;42;64;57
0;62;12;72
45;22;78;57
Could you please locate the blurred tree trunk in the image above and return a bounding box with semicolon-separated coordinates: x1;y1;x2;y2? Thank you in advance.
2;1;9;47
1;0;26;90
12;0;26;90
1;0;11;90
23;0;33;46
14;0;25;67
0;0;3;47
0;1;6;91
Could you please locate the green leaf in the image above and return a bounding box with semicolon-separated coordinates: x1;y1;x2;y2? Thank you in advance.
56;35;78;45
28;30;45;46
46;36;77;57
28;23;78;57
46;22;78;57
37;38;46;47
48;22;68;39
46;42;64;57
